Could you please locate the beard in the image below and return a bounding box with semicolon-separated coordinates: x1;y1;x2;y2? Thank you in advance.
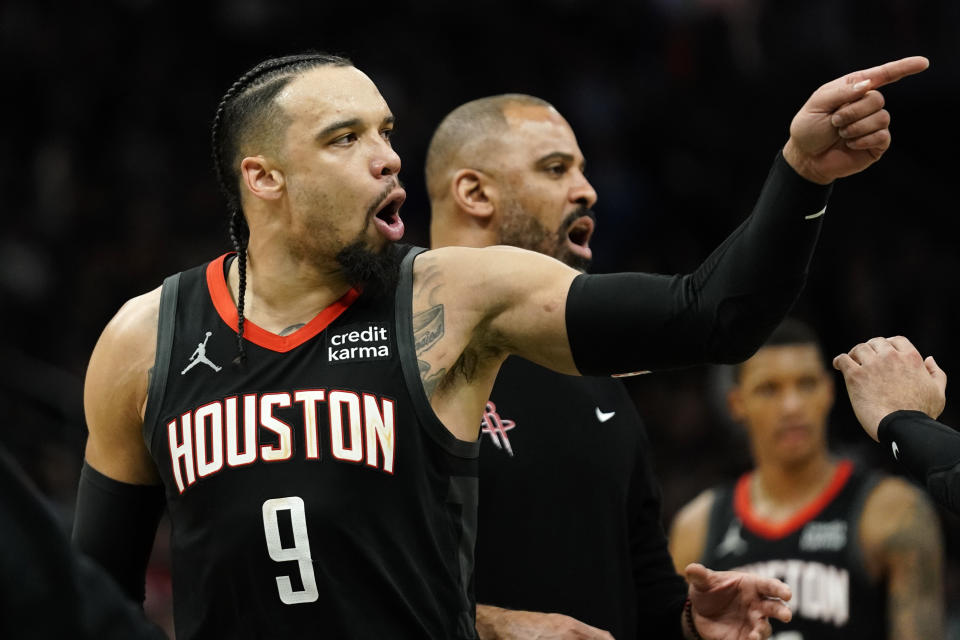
499;201;595;272
289;179;404;299
335;239;401;299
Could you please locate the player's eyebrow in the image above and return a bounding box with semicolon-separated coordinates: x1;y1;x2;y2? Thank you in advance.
536;151;585;171
315;115;397;141
315;118;362;141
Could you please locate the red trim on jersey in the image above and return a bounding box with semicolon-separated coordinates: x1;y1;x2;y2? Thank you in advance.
734;459;854;540
206;253;361;353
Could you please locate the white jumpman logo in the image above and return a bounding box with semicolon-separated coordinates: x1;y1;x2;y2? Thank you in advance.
181;331;222;374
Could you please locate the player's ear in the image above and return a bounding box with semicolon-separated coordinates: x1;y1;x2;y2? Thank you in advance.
451;168;496;220
240;155;285;201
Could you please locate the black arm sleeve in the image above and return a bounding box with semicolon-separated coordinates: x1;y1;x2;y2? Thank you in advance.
0;444;165;639
71;462;166;604
566;151;832;375
628;423;687;639
878;410;960;515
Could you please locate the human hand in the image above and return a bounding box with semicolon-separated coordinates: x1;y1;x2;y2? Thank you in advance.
685;563;792;640
832;335;947;440
782;56;929;184
475;605;614;640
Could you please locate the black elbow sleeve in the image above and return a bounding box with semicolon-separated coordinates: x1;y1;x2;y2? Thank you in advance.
566;152;832;376
71;463;165;604
565;271;706;376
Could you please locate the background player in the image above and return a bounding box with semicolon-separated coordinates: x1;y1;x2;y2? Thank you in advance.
669;318;944;639
73;52;926;639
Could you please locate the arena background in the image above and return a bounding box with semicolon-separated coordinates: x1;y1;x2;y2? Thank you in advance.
3;0;958;635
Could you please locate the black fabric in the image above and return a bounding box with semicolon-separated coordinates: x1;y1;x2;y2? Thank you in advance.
142;271;179;444
700;462;887;639
141;244;479;640
474;357;686;639
71;462;165;604
0;445;165;639
566;152;831;376
879;409;960;514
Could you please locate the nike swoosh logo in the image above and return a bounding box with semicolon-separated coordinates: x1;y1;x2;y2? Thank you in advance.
595;407;615;423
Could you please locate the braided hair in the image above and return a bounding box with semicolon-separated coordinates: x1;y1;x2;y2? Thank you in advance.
210;52;353;367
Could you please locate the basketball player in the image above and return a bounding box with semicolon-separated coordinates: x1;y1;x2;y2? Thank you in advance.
426;93;750;639
669;318;944;639
835;334;960;514
72;51;927;639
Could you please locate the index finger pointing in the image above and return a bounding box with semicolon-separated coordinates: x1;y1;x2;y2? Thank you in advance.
846;56;930;90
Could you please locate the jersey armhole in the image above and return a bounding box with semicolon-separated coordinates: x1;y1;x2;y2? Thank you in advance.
395;247;480;459
142;273;180;453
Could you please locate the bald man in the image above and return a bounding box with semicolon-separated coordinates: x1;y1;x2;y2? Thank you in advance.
425;93;847;639
427;94;691;639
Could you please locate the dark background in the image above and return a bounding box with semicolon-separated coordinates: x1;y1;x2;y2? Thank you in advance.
3;0;958;635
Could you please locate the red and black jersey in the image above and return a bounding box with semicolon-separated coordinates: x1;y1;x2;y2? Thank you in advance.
700;460;887;640
142;245;480;639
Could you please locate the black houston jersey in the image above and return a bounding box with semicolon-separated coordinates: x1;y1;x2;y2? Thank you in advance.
142;246;480;640
700;460;887;640
475;357;686;639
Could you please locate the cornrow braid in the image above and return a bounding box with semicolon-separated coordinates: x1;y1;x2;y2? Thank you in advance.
209;51;353;368
228;207;249;367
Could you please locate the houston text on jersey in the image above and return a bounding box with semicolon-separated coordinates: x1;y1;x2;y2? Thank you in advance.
166;389;396;493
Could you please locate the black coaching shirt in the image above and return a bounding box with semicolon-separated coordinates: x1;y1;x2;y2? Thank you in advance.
475;358;687;639
142;246;480;639
700;460;887;640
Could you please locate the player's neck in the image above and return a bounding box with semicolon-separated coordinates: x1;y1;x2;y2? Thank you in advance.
752;452;836;518
226;248;352;335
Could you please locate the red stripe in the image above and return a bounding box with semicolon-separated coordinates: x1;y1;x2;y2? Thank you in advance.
206;253;360;353
734;459;853;540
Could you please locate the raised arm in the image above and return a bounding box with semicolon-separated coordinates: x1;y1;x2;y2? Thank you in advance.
71;288;166;603
437;58;929;376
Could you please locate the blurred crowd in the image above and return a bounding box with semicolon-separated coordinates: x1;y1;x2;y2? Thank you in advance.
3;0;959;635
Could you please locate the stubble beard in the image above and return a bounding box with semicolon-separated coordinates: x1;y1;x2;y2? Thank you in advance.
498;199;594;272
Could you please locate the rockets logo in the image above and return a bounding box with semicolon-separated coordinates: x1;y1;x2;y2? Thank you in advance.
480;401;517;456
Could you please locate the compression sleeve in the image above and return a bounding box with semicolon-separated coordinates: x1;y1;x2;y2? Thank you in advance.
71;462;166;604
566;151;831;375
878;410;960;515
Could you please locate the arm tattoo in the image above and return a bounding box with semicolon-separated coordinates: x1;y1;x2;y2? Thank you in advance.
413;305;444;354
414;305;446;397
279;323;305;337
883;489;944;639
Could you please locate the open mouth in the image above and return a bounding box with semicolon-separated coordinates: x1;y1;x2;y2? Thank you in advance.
564;215;595;259
372;188;406;242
